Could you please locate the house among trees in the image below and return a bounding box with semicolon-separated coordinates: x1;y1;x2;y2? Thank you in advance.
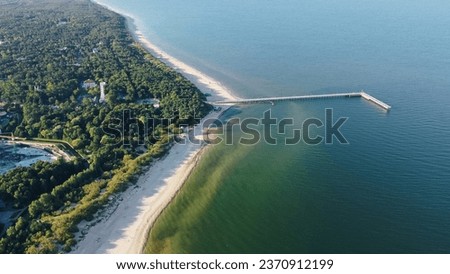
57;19;68;26
82;79;97;89
137;98;160;108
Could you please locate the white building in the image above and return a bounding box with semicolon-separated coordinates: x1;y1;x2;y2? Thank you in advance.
82;79;97;89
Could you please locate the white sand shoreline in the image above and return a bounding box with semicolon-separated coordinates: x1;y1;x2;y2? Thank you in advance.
132;28;238;102
71;1;236;254
94;0;239;103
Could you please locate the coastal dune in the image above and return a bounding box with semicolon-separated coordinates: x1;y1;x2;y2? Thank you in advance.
72;2;236;254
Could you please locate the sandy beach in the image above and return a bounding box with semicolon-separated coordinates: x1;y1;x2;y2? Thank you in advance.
95;0;238;103
72;2;236;254
133;29;237;103
72;120;209;253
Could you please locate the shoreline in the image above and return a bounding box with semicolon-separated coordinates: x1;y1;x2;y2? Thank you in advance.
71;1;236;254
94;0;238;102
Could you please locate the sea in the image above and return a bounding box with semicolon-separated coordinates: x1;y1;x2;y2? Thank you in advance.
97;0;450;253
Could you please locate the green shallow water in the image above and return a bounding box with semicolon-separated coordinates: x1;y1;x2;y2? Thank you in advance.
145;100;450;253
145;105;318;253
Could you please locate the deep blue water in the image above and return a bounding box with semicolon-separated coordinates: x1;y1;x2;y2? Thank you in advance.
98;0;450;253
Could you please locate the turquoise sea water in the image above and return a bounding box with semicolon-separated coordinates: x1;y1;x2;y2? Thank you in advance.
98;0;450;253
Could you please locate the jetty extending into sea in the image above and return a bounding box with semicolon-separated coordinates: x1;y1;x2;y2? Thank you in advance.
212;90;391;111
